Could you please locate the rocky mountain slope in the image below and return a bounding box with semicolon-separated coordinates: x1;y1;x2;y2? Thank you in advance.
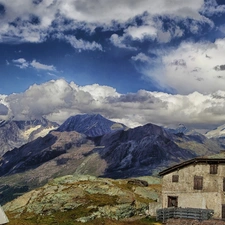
3;175;161;224
57;114;127;137
0;117;58;156
202;124;225;149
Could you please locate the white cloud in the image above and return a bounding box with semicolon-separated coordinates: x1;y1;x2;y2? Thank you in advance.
59;0;205;24
109;34;136;50
0;0;211;45
31;60;56;71
110;17;185;48
125;25;158;41
12;58;29;69
1;79;225;130
12;58;57;71
131;53;151;63
63;35;103;51
134;38;225;94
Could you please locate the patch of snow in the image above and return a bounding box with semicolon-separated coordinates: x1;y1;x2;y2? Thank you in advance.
205;124;225;138
32;126;56;140
22;125;42;140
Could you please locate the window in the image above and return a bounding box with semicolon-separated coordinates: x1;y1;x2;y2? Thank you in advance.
168;196;178;207
222;204;225;219
194;176;203;190
172;175;179;182
210;164;218;174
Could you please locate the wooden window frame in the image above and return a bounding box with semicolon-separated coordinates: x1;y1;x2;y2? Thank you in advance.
210;164;218;174
194;176;203;190
172;175;179;182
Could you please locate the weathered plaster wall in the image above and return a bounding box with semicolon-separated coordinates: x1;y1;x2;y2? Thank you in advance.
161;163;225;218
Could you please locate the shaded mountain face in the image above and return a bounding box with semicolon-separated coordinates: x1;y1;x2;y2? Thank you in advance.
165;124;222;156
0;131;87;176
90;123;197;178
0;118;58;156
57;114;127;137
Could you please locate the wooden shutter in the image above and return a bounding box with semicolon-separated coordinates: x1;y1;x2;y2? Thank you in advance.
223;178;225;192
210;164;218;174
194;176;203;190
222;204;225;219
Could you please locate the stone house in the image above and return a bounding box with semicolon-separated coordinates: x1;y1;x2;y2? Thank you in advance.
159;152;225;219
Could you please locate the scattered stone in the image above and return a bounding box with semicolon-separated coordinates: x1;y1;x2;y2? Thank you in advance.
127;179;148;187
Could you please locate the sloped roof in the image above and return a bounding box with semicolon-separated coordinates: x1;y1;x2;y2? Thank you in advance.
159;152;225;176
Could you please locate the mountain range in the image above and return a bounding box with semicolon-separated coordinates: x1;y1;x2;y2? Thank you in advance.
0;114;223;206
0;117;59;156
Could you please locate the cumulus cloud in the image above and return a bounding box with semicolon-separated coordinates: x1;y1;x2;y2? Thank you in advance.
132;38;225;94
30;60;56;71
63;35;103;51
12;58;57;71
1;79;225;130
60;0;205;24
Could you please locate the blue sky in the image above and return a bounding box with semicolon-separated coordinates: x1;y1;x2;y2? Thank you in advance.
1;0;225;131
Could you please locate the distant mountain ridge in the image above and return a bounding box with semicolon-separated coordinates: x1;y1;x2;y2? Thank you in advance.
205;124;225;138
166;123;190;134
57;114;127;137
0;117;58;156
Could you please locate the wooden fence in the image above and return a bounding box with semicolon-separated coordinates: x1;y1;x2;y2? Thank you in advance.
156;207;214;222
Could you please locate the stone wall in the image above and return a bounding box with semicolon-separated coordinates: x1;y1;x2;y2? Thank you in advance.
161;163;225;218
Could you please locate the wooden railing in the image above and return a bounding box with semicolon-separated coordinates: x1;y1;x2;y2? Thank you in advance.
156;207;214;222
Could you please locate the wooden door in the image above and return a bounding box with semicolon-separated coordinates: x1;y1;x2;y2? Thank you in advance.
168;196;178;207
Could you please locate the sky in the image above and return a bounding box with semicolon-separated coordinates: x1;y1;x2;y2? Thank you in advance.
1;0;225;131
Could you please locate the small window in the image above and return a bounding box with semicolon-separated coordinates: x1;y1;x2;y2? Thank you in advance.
168;196;178;207
194;176;203;190
210;164;218;174
172;175;179;182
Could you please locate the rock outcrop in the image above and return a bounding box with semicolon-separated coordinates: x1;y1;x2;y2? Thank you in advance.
3;175;161;223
